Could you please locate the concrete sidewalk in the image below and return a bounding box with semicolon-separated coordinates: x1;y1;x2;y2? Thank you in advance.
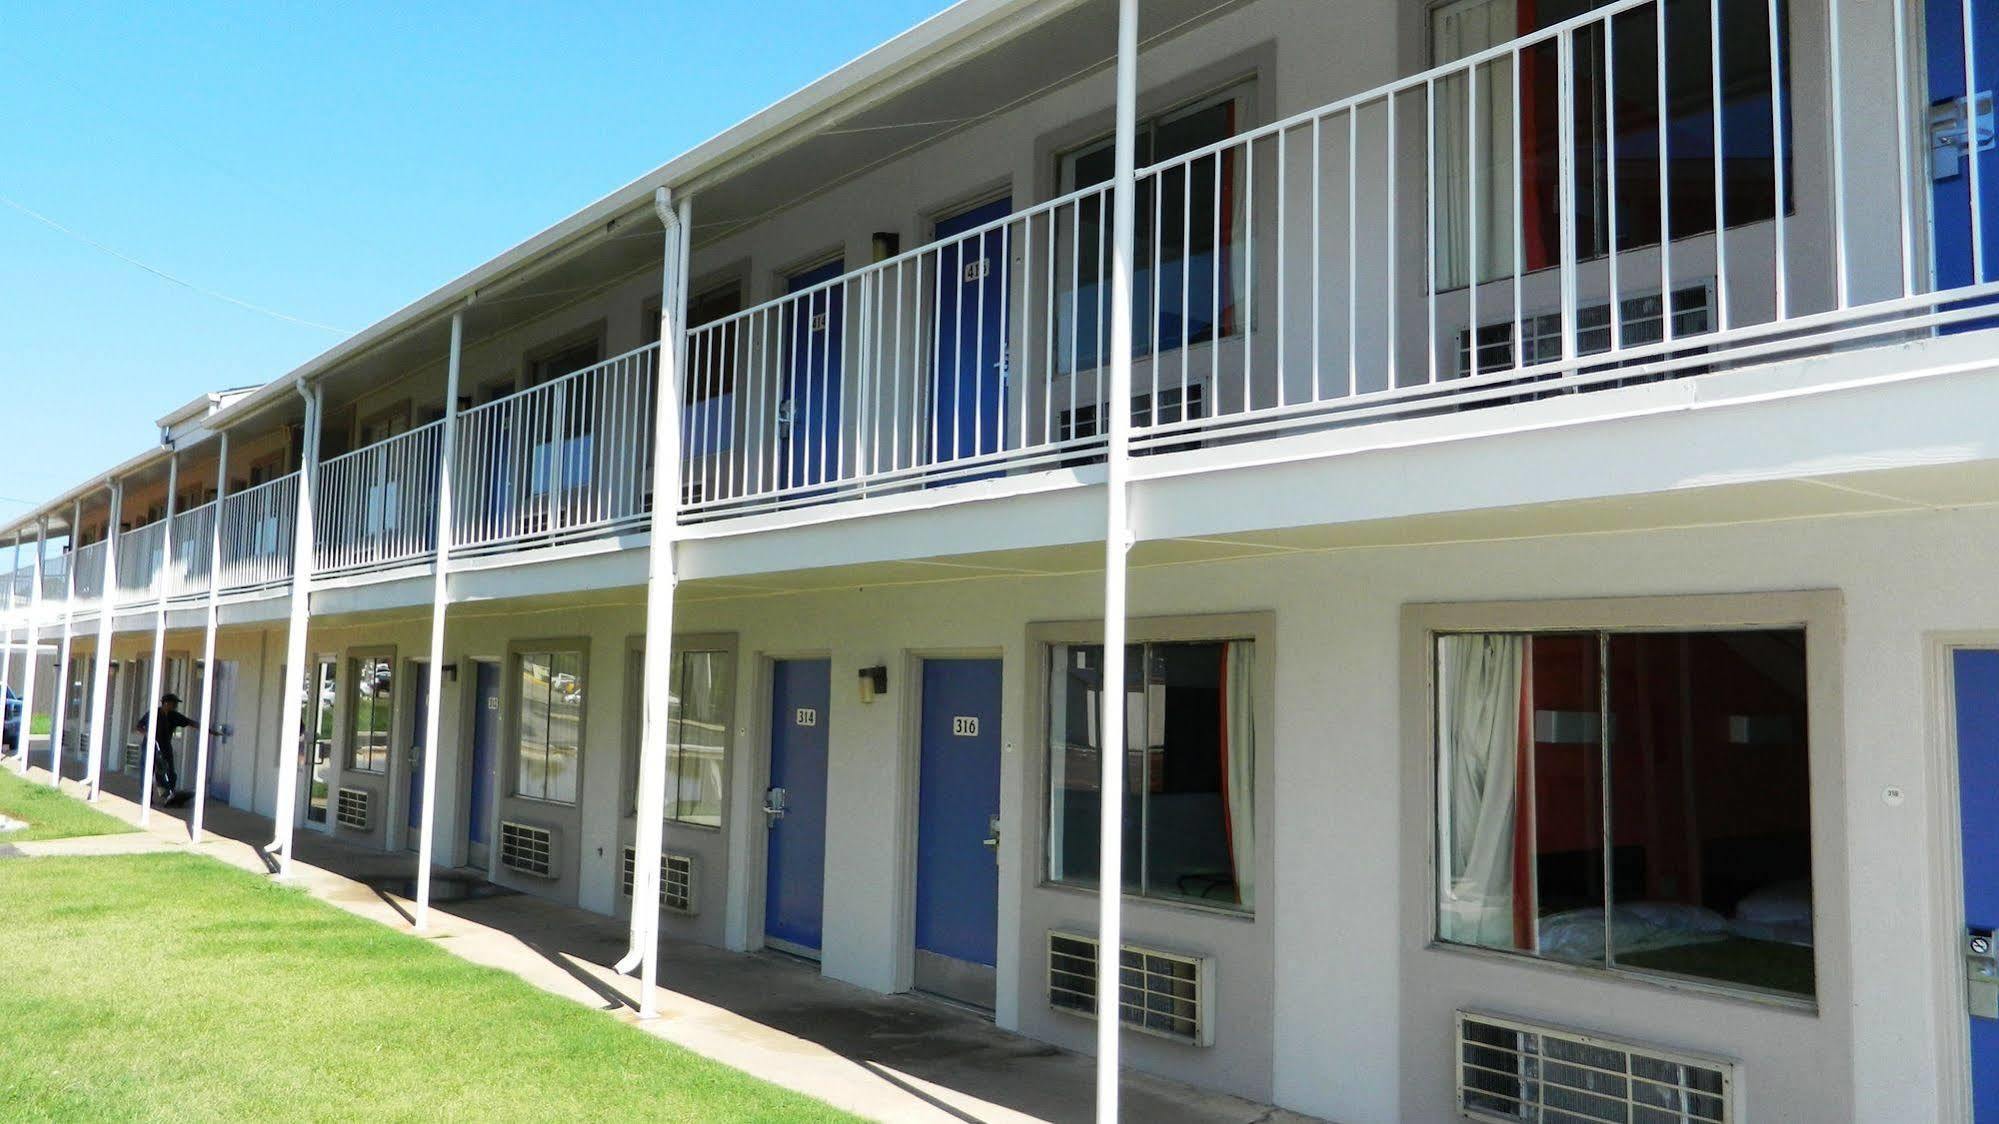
10;761;1316;1124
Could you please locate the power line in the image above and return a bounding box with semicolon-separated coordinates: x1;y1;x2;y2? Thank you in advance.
0;192;352;335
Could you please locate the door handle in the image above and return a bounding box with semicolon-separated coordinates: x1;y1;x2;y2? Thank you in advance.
982;813;1001;853
762;786;788;821
1970;928;1999;1020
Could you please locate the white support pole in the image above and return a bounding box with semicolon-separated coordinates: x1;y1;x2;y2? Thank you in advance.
19;520;46;781
617;187;690;1021
139;452;180;825
270;384;322;878
414;307;466;932
1097;0;1140;1119
48;500;81;787
1;534;19;773
191;432;229;843
85;481;122;801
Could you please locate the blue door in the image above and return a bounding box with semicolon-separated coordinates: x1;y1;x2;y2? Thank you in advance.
930;199;1011;476
765;659;830;953
914;659;1002;1005
1928;0;1999;295
467;661;500;868
1953;648;1999;1120
784;261;844;491
406;662;429;844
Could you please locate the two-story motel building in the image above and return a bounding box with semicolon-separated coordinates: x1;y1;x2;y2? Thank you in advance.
9;0;1999;1118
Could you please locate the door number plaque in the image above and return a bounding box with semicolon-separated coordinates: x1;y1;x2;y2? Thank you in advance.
952;716;979;737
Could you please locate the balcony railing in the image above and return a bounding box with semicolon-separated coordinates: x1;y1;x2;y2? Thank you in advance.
10;0;1987;600
71;540;106;606
114;519;167;605
453;343;657;556
218;472;297;593
168;501;218;600
675;0;1988;520
316;423;443;576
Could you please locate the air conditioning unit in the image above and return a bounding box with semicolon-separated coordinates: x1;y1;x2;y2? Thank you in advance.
334;787;371;831
124;742;143;773
499;820;558;879
1456;283;1716;378
620;847;698;915
1456;1010;1735;1124
1046;930;1214;1047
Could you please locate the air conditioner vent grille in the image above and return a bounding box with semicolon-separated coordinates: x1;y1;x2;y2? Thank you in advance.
334;787;371;831
1046;931;1212;1046
499;821;555;878
620;846;697;914
1457;1011;1734;1124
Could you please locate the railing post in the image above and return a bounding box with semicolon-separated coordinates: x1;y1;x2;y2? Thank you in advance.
47;500;81;788
85;480;122;801
139;451;180;826
1097;0;1139;1119
1;533;19;774
191;432;229;843
618;186;691;1020
271;385;322;877
18;519;46;782
415;305;466;932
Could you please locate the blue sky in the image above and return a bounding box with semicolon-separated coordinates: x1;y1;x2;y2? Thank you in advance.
0;0;950;521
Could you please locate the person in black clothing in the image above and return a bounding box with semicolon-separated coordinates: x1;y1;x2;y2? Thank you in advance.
135;693;209;805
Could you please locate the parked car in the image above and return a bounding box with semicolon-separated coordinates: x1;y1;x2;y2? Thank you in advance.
3;686;19;752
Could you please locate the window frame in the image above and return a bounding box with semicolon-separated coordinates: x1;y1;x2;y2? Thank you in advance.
1030;612;1274;921
343;647;397;776
507;639;590;807
1404;591;1843;1011
620;632;738;829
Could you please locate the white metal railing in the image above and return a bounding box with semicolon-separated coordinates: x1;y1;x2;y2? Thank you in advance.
219;472;297;593
113;519;167;605
677;0;1985;519
167;502;217;600
678;185;1113;519
70;540;106;606
453;343;657;555
315;422;443;575
40;554;67;602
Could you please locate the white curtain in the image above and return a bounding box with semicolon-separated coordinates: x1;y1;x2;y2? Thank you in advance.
1438;633;1526;947
1223;641;1257;909
1432;0;1520;292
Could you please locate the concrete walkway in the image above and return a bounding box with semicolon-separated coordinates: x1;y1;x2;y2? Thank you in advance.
8;761;1316;1124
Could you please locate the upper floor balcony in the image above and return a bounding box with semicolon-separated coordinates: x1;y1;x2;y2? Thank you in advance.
12;0;1998;616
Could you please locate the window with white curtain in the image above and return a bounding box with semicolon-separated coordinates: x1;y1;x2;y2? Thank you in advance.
623;646;733;826
1434;628;1813;998
1046;639;1256;911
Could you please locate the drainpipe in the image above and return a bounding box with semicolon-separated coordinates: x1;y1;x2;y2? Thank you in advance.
616;187;691;1022
19;519;46;782
139;450;180;826
1;534;17;773
85;480;123;801
414;304;467;932
191;431;229;843
48;499;81;788
1096;0;1140;1118
270;381;322;877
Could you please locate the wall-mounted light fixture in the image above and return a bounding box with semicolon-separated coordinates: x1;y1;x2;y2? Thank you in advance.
858;665;888;703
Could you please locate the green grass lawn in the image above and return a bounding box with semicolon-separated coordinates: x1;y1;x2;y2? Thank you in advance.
0;853;856;1123
0;767;134;842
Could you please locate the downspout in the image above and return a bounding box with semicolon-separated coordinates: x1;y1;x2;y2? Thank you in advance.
1096;1;1140;1118
414;303;467;932
616;187;690;1005
85;480;123;800
191;431;229;842
269;378;322;876
47;499;81;788
138;449;180;826
19;519;46;782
